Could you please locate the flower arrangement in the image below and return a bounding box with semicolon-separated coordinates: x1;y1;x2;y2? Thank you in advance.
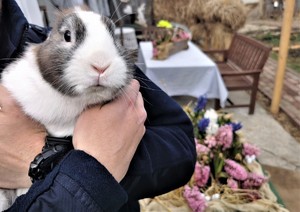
150;20;191;60
181;96;288;212
140;96;288;212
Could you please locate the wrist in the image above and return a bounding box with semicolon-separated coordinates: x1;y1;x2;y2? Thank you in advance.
28;136;73;182
20;133;45;187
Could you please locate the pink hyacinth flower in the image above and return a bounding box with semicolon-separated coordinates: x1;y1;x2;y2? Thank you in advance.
242;173;267;189
195;142;210;155
216;125;233;150
227;178;238;189
242;143;260;157
194;162;210;188
224;159;248;181
204;135;217;148
153;47;158;57
183;185;207;212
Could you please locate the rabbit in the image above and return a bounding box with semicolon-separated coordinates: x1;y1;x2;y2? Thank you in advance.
0;7;135;210
1;8;134;137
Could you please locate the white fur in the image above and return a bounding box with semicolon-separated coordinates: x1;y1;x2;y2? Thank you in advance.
1;11;129;137
0;10;130;209
135;3;147;27
65;11;128;96
2;48;85;136
0;188;28;211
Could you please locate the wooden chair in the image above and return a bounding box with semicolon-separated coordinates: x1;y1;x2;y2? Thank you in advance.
204;33;271;114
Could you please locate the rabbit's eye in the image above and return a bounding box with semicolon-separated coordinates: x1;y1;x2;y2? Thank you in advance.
64;30;71;42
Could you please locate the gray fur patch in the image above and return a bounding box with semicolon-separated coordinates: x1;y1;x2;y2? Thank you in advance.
37;12;86;96
101;16;115;38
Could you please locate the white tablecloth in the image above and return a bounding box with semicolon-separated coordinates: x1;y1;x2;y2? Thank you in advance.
136;41;228;107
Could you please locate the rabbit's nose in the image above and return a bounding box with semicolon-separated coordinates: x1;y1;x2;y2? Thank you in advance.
91;64;109;74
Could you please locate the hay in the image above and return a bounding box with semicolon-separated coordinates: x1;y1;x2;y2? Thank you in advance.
206;199;289;212
186;0;207;21
202;0;247;30
139;161;289;212
139;187;191;212
189;23;209;48
153;0;208;26
152;0;247;50
153;0;191;25
247;161;277;202
190;23;233;50
206;23;233;49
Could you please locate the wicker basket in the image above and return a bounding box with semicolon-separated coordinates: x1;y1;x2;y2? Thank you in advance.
143;26;189;60
153;40;189;60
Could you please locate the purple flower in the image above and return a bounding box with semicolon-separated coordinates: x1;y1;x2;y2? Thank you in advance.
242;143;260;157
183;185;207;212
224;159;248;181
242;173;267;189
216;125;233;150
194;162;210;187
194;96;207;112
227;178;238;189
230;122;242;132
197;118;209;132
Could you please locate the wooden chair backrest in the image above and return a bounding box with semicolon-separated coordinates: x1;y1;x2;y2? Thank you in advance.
227;34;271;70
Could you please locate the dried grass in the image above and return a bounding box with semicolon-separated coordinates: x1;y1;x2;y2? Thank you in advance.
153;0;191;24
189;23;209;49
152;0;246;49
206;23;233;49
140;162;289;212
190;23;233;50
202;0;247;30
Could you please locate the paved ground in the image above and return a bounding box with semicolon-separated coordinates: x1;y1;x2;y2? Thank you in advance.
257;51;300;212
223;92;300;172
174;18;300;211
175;94;300;172
173;53;300;211
223;91;300;212
259;58;300;128
264;164;300;212
174;90;300;212
239;17;300;129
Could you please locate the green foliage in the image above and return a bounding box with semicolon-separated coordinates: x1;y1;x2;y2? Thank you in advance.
254;32;300;73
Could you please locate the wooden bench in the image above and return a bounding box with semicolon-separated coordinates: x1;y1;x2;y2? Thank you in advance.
204;33;271;114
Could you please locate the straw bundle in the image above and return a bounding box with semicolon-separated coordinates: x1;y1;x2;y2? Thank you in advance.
153;0;208;26
185;0;207;22
153;0;191;25
189;23;209;48
152;0;247;50
202;0;247;30
139;161;289;212
190;23;233;50
206;23;233;49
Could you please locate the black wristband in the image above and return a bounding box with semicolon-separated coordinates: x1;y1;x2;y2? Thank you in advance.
28;136;73;182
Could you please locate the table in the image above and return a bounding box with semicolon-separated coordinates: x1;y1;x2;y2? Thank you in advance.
136;41;228;107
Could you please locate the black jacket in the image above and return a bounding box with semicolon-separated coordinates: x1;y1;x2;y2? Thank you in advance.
1;0;196;211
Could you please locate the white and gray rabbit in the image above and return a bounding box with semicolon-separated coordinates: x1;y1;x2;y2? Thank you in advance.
0;7;134;210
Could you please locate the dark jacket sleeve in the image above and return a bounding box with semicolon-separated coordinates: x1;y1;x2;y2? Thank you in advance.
0;0;49;72
7;150;128;212
120;67;196;200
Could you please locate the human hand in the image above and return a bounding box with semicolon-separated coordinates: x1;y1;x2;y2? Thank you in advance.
0;85;46;188
73;80;147;182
